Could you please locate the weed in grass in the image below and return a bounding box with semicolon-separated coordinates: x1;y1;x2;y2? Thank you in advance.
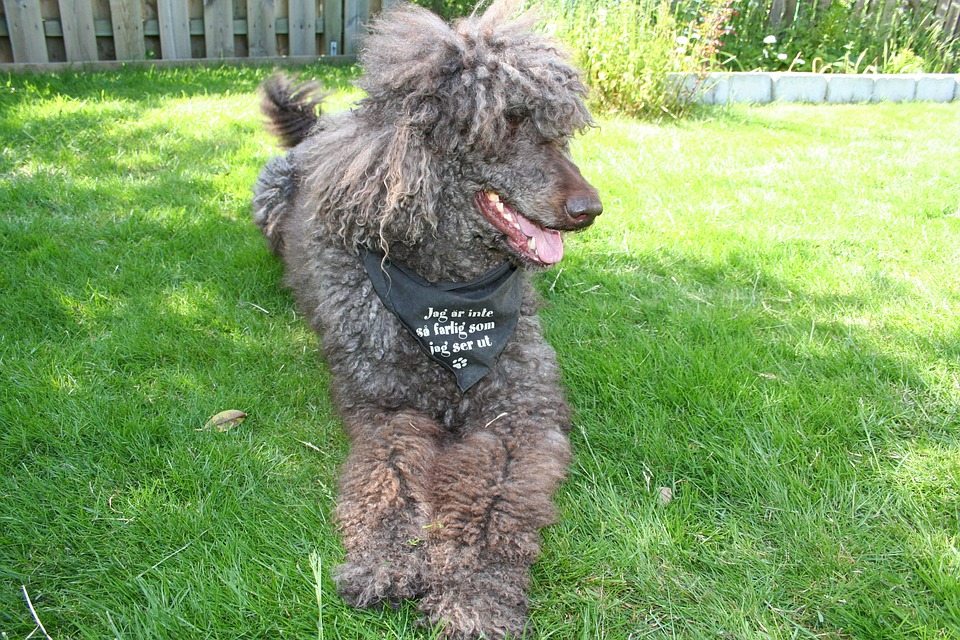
1;65;959;639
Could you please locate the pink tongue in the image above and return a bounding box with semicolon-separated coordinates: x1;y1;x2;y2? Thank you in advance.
517;214;564;264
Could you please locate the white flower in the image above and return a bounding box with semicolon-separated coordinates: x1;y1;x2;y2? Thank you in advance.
795;58;805;66
763;35;777;45
676;36;689;46
777;53;788;61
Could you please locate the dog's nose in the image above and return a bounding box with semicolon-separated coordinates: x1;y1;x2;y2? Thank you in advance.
565;193;603;222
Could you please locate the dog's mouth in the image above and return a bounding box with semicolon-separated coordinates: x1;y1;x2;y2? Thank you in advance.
475;191;565;266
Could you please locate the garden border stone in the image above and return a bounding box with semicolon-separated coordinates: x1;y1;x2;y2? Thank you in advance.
773;73;828;102
673;72;960;105
915;75;958;102
727;73;772;104
825;76;875;103
872;75;918;102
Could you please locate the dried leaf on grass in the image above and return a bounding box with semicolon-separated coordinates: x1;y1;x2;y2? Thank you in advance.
199;409;247;432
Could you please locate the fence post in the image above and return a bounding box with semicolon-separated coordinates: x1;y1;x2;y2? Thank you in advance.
944;0;960;38
58;0;98;61
246;0;278;57
768;0;785;28
324;0;343;56
344;0;370;55
3;0;49;63
289;0;318;56
109;0;146;61
157;0;191;60
204;0;235;58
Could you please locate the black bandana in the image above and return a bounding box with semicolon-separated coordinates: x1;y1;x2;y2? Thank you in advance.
360;249;523;392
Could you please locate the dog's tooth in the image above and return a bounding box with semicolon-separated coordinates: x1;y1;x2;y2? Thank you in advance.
495;201;505;214
528;237;537;251
486;191;500;203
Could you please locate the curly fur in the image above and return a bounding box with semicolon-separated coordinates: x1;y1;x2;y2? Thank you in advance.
252;2;601;637
259;75;323;149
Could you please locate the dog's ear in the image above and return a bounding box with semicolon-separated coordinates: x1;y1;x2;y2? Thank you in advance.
374;120;441;248
298;114;440;252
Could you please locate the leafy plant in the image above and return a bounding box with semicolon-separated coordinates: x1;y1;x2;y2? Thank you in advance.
545;0;739;119
545;0;682;118
673;0;960;73
884;47;926;73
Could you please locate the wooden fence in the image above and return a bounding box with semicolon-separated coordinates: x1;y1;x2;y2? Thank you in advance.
767;0;960;36
2;0;958;69
937;0;960;37
0;0;398;68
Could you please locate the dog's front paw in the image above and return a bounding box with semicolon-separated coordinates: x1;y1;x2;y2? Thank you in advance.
418;567;529;639
334;556;425;608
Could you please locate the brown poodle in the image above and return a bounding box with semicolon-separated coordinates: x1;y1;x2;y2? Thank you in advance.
252;2;602;636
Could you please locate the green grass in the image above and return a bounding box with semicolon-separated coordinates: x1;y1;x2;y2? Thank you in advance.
2;65;958;639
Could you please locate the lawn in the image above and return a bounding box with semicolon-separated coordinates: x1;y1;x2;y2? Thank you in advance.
1;65;958;639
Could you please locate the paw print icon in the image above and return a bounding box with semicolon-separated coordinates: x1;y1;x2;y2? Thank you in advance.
451;357;468;369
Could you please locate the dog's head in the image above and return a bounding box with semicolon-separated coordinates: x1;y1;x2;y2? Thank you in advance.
332;0;602;269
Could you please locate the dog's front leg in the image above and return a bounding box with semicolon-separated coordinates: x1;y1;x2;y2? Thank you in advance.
333;408;442;607
419;408;571;639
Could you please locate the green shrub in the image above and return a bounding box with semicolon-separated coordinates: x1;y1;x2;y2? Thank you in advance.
545;0;735;119
551;0;678;117
884;47;926;73
684;0;960;73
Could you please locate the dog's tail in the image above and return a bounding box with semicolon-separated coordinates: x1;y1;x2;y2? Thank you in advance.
260;74;322;148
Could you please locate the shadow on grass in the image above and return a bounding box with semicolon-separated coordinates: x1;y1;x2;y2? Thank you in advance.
0;75;351;636
1;94;336;436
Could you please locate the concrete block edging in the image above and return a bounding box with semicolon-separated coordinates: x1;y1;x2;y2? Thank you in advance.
669;72;960;104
